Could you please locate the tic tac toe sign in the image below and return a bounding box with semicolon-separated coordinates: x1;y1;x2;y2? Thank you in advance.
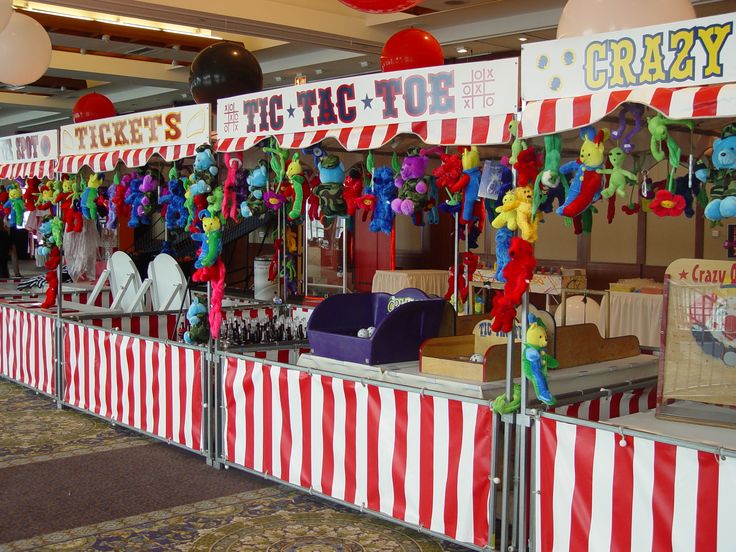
217;59;519;140
521;13;736;101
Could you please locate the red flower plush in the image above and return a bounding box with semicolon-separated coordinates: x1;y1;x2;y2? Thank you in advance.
650;190;685;217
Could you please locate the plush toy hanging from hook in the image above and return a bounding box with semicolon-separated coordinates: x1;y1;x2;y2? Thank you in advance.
558;126;610;220
610;103;644;154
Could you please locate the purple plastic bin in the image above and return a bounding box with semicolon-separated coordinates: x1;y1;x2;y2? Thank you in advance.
307;288;446;365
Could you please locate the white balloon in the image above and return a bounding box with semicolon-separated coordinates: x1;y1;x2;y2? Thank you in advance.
557;0;696;38
0;13;52;86
0;0;12;34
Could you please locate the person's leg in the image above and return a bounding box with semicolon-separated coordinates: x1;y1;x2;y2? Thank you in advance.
9;244;19;277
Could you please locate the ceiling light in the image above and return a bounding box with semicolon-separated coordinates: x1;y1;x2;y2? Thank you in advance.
24;7;94;20
96;18;162;31
274;76;282;82
456;46;468;54
518;37;528;42
315;69;323;75
359;60;369;68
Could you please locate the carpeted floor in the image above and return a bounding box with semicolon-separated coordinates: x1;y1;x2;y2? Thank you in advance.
0;379;469;551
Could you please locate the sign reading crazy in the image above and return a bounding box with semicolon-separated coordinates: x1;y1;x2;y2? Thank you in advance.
521;13;736;101
0;129;58;165
217;59;519;140
60;104;210;156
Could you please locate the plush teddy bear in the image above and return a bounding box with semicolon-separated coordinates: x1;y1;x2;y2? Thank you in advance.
513;146;543;189
367;165;397;234
3;184;23;227
558;126;610;219
315;153;348;219
523;317;559;406
702;124;736;222
491;190;519;231
184;297;209;345
391;147;430;223
35;181;55;211
192;212;222;269
159;168;188;231
81;172;104;221
241;160;268;218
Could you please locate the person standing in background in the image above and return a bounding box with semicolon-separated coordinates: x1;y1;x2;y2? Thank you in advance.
0;223;11;279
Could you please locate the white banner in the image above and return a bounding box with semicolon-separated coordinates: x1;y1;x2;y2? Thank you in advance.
217;58;519;140
521;13;736;101
60;104;211;156
0;129;58;165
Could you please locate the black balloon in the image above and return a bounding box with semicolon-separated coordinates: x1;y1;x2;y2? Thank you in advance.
189;42;263;105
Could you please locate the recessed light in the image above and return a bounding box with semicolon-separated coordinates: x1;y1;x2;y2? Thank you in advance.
456;46;468;54
274;76;282;82
359;61;369;68
315;69;323;75
519;37;528;42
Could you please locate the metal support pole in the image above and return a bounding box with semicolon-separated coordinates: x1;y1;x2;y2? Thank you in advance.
342;219;348;294
277;207;282;300
282;208;288;301
304;206;309;297
55;176;64;408
517;291;531;552
205;282;214;465
500;328;514;552
453;212;459;312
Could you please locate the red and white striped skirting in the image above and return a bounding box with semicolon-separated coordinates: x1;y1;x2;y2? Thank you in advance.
535;415;736;552
0;306;55;395
0;159;56;180
58;144;198;174
520;83;736;138
221;357;494;547
216;114;513;153
246;347;311;364
87;313;179;340
63;323;204;452
550;386;657;422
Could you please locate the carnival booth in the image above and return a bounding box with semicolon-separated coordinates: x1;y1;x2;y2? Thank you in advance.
516;13;736;551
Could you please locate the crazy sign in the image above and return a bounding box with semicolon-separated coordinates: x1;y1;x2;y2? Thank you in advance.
521;13;736;101
0;129;58;165
217;59;519;140
60;104;211;156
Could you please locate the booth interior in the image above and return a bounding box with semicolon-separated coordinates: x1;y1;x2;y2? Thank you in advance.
1;8;736;552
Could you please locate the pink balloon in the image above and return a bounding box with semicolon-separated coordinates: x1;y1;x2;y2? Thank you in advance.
557;0;696;38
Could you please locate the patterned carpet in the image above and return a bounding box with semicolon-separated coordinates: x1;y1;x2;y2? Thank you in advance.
2;485;468;552
0;379;149;468
0;378;470;551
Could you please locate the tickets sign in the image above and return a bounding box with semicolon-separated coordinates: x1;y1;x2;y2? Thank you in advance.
217;59;519;140
60;104;210;156
0;129;58;165
521;13;735;100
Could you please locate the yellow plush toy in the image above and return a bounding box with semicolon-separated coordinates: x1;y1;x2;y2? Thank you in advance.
492;190;519;231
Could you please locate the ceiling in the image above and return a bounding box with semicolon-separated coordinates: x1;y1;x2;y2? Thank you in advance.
0;0;733;136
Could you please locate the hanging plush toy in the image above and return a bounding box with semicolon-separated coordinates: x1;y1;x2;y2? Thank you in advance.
187;144;218;231
700;124;736;222
136;173;158;225
449;146;483;223
23;177;40;213
368;165;397;234
315;153;348;219
3;184;24;227
598;147;637;199
82;173;104;221
493;187;539;243
492;190;519;232
523;316;559;406
222;152;243;222
557;126;610;219
508;119;527;166
58;177;83;233
192;212;223;269
610;103;644;154
533;134;568;216
391;146;430;223
241;160;268;218
490;237;536;334
183;297;209;345
343;164;365;217
159;167;188;231
286;153;305;220
35;181;55;211
514;146;543;189
125;175;145;228
648;114;694;193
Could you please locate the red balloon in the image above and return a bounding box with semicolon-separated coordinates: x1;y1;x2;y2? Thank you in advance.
338;0;420;13
72;93;116;123
380;28;444;72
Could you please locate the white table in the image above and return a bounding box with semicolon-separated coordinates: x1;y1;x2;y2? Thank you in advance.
600;291;663;348
371;269;448;296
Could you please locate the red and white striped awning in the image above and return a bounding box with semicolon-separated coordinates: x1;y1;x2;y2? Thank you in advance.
58;143;198;174
216;114;514;153
0;159;56;180
520;83;736;138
